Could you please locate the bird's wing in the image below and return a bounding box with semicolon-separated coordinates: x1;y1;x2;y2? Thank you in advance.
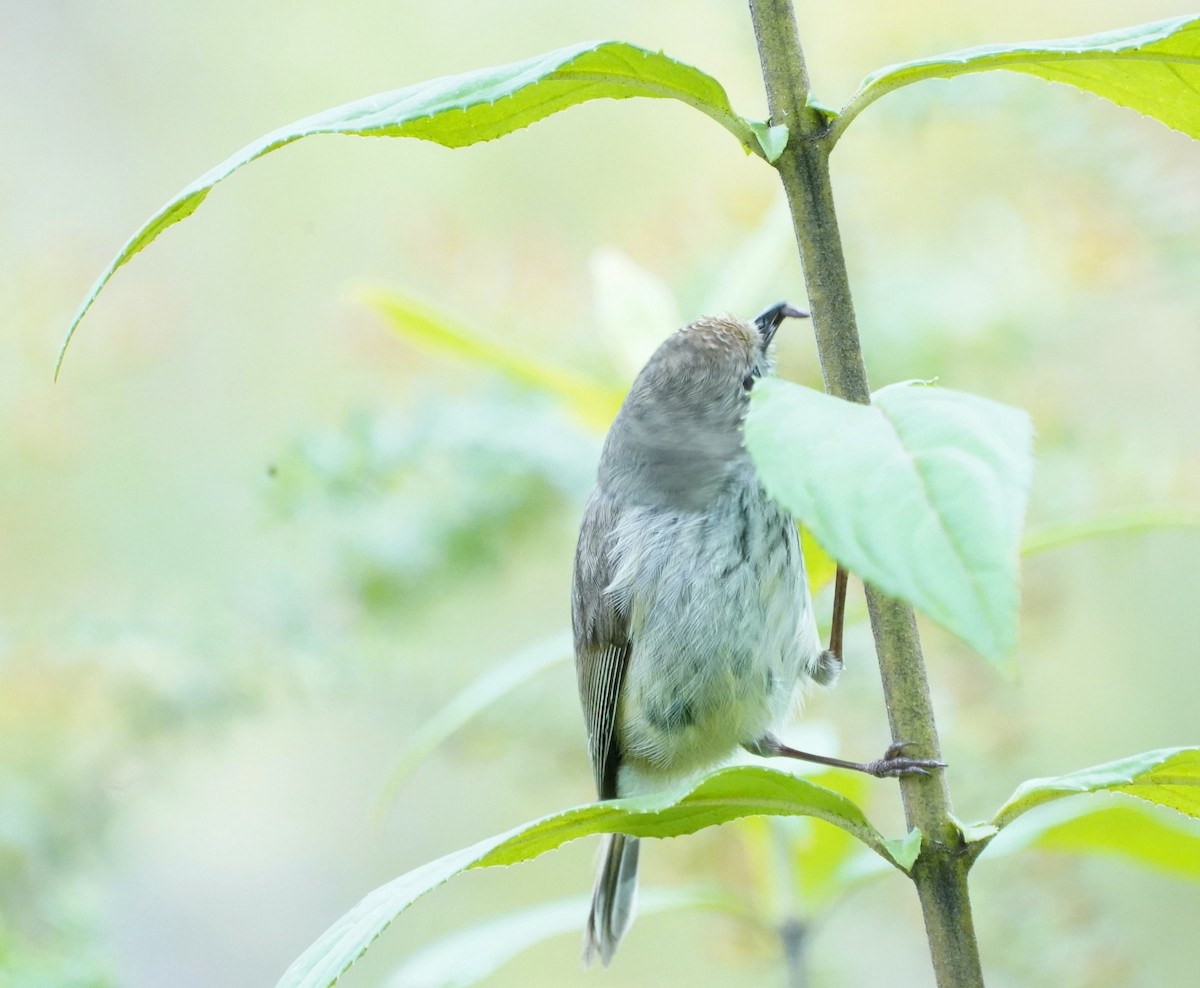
572;490;631;800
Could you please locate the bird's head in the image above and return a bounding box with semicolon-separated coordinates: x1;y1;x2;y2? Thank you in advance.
598;302;808;507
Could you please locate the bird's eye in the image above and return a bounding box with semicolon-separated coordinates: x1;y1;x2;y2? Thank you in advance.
742;372;756;392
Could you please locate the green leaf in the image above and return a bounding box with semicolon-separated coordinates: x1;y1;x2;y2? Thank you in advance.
383;888;724;988
373;632;571;819
745;379;1033;664
952;814;998;845
276;765;903;988
1022;505;1200;556
883;828;923;872
56;41;764;377
991;747;1200;832
359;286;623;428
748;120;789;161
983;802;1200;881
831;15;1200;144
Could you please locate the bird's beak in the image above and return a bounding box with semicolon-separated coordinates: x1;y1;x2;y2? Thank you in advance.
753;301;809;346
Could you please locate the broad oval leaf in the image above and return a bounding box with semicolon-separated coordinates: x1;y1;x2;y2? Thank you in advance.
744;379;1033;664
57;41;766;376
831;14;1200;144
276;765;904;988
991;747;1200;832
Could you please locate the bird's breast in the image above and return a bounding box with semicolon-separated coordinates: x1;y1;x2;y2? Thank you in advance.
604;476;818;786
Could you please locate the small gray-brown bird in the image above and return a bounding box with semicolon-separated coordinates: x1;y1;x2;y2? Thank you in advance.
572;303;941;965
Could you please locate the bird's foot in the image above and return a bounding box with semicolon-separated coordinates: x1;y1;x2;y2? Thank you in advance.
862;741;946;778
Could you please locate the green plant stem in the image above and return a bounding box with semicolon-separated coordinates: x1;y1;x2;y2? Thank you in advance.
747;1;984;985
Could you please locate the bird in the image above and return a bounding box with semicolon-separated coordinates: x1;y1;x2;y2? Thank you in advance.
571;302;943;966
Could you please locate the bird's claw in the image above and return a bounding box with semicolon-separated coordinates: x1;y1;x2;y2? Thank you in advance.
865;741;947;779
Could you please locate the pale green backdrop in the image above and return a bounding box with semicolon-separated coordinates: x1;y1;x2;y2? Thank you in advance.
2;1;1198;985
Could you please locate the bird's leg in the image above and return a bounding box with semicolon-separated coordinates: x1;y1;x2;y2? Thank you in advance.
811;565;847;686
776;567;943;777
745;735;946;778
828;565;847;661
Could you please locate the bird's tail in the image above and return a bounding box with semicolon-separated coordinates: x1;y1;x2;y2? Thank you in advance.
582;833;640;967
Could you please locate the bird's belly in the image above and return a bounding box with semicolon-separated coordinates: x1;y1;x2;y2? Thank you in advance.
608;489;813;787
620;646;791;777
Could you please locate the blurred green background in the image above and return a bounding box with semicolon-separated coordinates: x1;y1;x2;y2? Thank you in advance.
3;1;1199;985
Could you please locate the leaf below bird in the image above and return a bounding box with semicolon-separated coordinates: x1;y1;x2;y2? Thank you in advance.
744;379;1033;665
275;765;905;988
56;41;767;376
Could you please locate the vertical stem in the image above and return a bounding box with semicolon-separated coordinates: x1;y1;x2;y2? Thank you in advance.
747;2;984;985
768;822;810;988
779;918;809;988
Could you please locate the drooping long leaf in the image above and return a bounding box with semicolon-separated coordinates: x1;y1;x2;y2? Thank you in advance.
57;41;770;376
991;747;1200;832
276;765;907;988
744;379;1033;665
831;14;1200;144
